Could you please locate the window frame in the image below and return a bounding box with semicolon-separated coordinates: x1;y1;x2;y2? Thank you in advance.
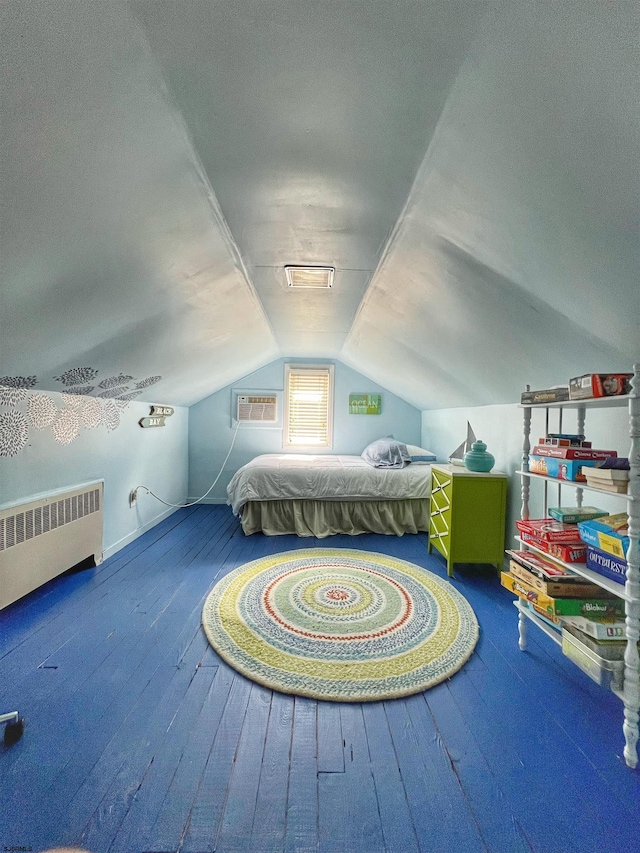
283;364;334;449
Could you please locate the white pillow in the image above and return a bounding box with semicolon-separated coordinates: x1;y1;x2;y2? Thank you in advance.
361;436;410;468
406;444;437;464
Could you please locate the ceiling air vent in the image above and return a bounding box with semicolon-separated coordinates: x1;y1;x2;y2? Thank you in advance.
237;395;277;423
285;266;334;289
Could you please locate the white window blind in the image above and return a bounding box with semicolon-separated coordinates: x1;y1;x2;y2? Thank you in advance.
284;365;334;448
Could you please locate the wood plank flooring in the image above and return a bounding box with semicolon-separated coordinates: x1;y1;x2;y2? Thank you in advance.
1;505;639;853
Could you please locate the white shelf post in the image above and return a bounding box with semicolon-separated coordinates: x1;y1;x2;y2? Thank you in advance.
521;401;531;522
623;364;640;768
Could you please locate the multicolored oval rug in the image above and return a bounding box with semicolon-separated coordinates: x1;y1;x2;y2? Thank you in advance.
202;548;479;702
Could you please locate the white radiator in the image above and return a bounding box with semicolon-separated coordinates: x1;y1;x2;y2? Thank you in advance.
0;482;104;610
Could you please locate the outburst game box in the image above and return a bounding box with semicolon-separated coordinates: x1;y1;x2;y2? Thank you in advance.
585;546;627;586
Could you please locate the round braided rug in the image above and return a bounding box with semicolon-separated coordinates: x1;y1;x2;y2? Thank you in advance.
202;548;478;702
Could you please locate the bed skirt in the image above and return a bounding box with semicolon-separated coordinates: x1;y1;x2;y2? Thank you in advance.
239;499;430;537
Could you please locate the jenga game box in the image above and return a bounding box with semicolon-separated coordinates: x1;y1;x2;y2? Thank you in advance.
568;373;632;400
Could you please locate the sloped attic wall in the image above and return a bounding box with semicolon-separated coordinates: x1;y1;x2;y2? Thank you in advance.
342;0;640;409
1;0;278;408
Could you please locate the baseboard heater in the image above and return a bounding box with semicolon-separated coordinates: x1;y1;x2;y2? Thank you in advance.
0;482;104;610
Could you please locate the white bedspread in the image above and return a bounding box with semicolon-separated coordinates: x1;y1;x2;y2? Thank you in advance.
226;454;432;514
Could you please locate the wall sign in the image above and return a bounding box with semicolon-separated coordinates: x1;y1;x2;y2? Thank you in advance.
139;416;165;428
150;405;174;417
349;393;382;415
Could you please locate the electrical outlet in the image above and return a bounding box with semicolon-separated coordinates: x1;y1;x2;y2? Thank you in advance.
129;489;137;507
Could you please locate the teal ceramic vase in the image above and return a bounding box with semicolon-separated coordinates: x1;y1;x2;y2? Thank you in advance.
463;440;495;472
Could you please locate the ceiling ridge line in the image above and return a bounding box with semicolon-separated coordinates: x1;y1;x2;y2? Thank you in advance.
128;4;280;352
341;43;487;360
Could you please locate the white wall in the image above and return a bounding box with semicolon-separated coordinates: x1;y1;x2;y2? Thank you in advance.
422;402;632;553
189;358;422;503
0;389;189;559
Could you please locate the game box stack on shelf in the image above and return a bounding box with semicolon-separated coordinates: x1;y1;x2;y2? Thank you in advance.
578;513;630;587
527;429;629;485
509;365;639;767
521;372;633;406
502;515;631;691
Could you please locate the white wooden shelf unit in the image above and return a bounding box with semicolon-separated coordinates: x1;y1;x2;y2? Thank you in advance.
514;365;640;769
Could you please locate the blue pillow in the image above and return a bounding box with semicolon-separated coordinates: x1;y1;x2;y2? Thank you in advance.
361;436;410;468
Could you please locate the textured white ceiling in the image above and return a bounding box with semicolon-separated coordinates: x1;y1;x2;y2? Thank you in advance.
1;1;638;408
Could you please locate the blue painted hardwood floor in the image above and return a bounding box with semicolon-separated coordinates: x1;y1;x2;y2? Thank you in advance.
1;505;639;853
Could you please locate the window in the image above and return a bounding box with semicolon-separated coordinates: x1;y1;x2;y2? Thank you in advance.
283;364;334;448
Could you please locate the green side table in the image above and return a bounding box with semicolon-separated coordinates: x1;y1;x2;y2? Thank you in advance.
428;464;507;577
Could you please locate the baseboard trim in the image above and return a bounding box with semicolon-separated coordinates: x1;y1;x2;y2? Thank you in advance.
186;498;227;505
103;506;183;561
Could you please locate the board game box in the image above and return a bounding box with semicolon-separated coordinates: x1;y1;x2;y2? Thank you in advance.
548;506;609;524
533;446;617;461
562;624;629;661
515;518;583;543
500;573;625;618
528;455;601;482
568;373;632;400
577;514;630;558
520;387;570;405
517;532;588;563
585;546;627;586
506;549;580;579
561;613;627;640
523;600;562;629
509;561;611;598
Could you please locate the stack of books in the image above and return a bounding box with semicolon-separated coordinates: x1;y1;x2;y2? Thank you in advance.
584;467;629;493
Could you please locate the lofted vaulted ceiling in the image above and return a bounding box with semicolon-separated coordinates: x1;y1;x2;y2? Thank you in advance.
1;0;638;409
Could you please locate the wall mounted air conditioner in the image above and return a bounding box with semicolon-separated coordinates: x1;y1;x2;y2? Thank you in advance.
236;395;277;423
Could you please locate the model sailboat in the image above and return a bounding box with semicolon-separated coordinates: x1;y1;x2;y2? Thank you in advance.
448;422;477;466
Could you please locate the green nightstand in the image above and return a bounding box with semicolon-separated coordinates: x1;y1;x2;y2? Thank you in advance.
428;464;507;577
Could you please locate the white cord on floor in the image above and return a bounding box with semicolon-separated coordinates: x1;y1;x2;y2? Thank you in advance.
133;420;241;509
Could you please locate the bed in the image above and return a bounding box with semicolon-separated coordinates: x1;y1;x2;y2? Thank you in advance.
226;453;433;537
